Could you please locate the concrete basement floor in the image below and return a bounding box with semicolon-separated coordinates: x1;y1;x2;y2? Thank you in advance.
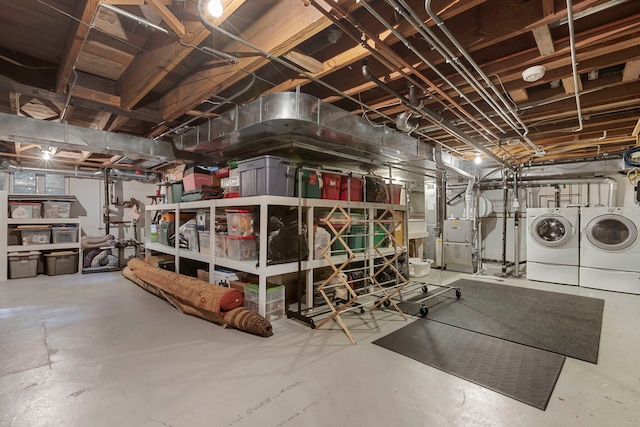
0;268;639;427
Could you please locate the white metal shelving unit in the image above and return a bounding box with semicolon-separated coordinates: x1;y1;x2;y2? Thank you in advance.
144;195;407;317
1;190;82;281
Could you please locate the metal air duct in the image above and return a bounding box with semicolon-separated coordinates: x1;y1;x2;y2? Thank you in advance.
174;92;440;174
0;112;202;164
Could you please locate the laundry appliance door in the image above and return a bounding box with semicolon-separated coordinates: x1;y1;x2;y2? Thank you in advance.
530;214;574;248
585;214;638;251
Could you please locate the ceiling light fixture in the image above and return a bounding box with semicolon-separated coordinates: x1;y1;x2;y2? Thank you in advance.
207;0;224;18
42;150;51;161
474;154;482;164
522;65;546;82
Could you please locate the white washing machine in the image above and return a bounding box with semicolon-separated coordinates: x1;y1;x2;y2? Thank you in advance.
580;206;640;294
526;207;580;285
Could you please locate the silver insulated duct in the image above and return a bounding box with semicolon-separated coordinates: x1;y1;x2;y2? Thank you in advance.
174;92;439;174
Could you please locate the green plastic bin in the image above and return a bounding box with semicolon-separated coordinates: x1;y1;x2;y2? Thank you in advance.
295;168;321;198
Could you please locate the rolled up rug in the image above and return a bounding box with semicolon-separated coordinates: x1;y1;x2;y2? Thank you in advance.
224;307;273;337
127;258;243;313
122;259;273;337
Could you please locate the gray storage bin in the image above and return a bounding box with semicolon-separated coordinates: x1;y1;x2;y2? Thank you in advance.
44;251;79;276
8;251;40;279
237;155;295;197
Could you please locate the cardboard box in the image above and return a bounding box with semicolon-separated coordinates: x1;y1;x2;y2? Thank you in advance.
197;269;210;282
183;173;212;192
145;255;175;267
165;164;186;182
213;269;240;286
184;164;209;176
229;280;252;293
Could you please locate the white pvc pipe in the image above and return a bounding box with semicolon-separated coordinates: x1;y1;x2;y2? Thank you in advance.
566;0;584;131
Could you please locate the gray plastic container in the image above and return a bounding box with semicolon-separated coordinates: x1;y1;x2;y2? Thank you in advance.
237;155;295;197
8;251;40;279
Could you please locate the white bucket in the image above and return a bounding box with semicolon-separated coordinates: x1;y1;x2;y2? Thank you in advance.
409;258;433;277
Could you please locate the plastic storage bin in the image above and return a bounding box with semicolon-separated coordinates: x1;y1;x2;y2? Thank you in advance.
52;226;78;243
215;232;227;257
409;258;433;277
339;176;364;201
321;172;342;200
243;284;285;320
198;230;210;254
237;155;295;197
42;201;71;218
171;181;183;203
159;222;171;246
20;228;51;245
295;168;321;198
387;183;403;204
224;169;240;198
184;224;199;252
44;251;79;276
8;251;40;278
349;224;367;253
225;209;254;236
9;202;42;219
225;235;257;261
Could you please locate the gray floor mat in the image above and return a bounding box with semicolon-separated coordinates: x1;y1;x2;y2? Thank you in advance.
397;278;604;363
373;319;565;410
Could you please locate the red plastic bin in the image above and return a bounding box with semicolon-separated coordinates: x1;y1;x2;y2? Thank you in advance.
339;176;364;201
321;172;342;200
387;183;403;204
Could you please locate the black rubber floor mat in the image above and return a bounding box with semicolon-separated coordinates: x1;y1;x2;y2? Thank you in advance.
373;320;565;410
397;279;604;363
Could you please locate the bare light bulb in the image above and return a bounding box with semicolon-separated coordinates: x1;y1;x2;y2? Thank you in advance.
42;150;51;161
474;154;482;164
207;0;223;17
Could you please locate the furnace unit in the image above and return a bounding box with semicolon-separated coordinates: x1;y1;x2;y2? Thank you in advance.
443;219;477;273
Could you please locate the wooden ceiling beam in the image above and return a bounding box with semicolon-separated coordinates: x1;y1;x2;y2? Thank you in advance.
541;0;555;17
262;1;492;99
509;89;529;104
283;51;324;74
56;0;102;94
9;92;21;116
80;151;93;162
158;0;331;123
72;86;121;109
0;76;159;122
632;119;640;137
145;0;185;38
622;59;640;82
561;76;583;95
117;0;246;111
532;25;555;56
106;115;131;132
430;32;640;109
103;0;171;4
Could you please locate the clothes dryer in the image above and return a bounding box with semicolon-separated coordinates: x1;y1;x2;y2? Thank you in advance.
579;206;640;294
526;207;580;285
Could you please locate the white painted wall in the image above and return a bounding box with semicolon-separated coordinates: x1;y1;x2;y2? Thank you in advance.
476;167;636;265
69;177;156;239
